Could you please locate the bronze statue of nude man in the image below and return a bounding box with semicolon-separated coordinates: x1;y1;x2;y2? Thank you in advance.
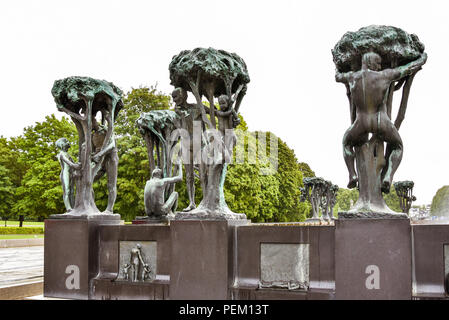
144;161;183;219
336;51;427;192
171;87;203;212
91;116;119;213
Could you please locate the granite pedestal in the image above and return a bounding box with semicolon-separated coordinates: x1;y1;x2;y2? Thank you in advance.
412;223;449;299
335;217;411;300
44;215;120;300
169;220;234;300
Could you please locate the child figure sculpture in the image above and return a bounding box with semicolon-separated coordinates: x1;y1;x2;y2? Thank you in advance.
56;138;81;212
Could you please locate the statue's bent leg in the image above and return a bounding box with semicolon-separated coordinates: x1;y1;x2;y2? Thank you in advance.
380;121;403;193
105;149;119;212
163;191;178;214
342;121;365;188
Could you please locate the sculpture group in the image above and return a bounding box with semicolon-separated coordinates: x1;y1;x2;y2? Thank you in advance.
53;25;427;220
53;77;122;217
333;25;426;216
300;177;338;221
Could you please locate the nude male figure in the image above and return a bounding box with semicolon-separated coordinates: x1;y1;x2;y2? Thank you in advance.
172;87;203;211
144;161;183;218
56;138;81;212
91;116;118;212
336;51;427;192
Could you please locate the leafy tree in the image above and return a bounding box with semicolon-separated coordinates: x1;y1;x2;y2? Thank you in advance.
335;185;401;213
430;185;449;217
334;188;359;213
298;162;315;178
0;164;14;219
383;184;401;213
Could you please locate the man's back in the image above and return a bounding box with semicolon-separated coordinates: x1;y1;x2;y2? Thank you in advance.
350;70;391;115
145;179;165;212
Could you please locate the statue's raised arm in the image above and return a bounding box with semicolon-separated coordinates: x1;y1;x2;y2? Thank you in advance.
385;52;427;81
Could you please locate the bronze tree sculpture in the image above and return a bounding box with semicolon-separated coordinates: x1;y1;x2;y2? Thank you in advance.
394;180;416;215
168;48;249;220
52;76;123;217
333;25;427;216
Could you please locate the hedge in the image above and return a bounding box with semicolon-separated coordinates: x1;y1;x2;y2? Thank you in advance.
0;227;44;234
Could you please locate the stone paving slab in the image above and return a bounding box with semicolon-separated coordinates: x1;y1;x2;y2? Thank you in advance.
0;246;43;288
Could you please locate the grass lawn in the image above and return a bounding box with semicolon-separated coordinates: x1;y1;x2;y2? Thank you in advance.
0;234;44;239
1;221;45;227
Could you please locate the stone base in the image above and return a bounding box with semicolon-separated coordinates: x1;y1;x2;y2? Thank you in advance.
49;212;121;220
132;215;171;225
306;218;321;223
412;223;449;296
44;215;121;300
338;211;408;219
335;218;411;299
175;208;247;221
169;220;232;299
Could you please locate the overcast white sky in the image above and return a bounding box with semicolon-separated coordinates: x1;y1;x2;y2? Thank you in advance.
0;0;448;205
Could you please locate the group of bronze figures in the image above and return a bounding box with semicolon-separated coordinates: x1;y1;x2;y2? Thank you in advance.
53;25;425;220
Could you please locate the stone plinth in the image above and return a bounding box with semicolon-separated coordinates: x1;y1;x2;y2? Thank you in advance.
169;220;233;300
43;215;120;300
412;223;449;299
335;218;411;300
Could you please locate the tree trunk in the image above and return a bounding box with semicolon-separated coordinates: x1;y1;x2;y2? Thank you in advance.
71;99;99;216
349;138;395;213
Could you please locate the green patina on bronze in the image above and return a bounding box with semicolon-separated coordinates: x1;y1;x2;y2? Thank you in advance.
166;48;250;219
137;110;180;177
333;25;426;217
169;47;250;97
52;76;123;217
52;76;123;119
394;180;416;215
332;25;425;72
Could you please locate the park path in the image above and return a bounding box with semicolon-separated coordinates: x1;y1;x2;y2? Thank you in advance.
0;246;43;288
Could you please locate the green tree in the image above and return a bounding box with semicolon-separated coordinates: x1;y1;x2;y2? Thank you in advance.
430;185;449;217
334;185;401;213
334;188;359;213
383;184;401;213
0;164;14;219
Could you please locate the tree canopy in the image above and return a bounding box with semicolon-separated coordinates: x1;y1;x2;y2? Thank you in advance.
332;25;425;72
169;47;250;97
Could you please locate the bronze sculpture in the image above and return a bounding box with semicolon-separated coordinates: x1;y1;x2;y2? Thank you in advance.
171;87;202;212
56;138;81;212
144;162;183;220
333;25;427;215
52;76;123;217
120;243;153;282
300;177;338;221
394;181;416;215
169;47;249;220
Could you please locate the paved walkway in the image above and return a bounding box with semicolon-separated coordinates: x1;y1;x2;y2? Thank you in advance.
0;246;43;288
